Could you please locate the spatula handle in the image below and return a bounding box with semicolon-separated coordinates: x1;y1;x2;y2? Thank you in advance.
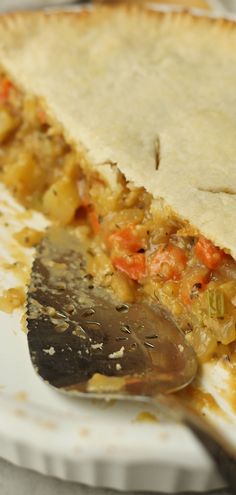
185;415;236;492
155;395;236;491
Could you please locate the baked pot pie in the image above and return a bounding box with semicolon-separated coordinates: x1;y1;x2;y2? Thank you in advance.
0;6;236;363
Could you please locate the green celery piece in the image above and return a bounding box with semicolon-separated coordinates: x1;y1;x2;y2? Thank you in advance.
207;289;225;319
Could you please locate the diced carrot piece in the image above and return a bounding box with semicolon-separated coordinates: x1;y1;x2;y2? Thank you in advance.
195;236;225;270
37;109;47;125
148;243;187;281
112;253;146;281
87;207;100;234
107;225;144;253
0;79;13;101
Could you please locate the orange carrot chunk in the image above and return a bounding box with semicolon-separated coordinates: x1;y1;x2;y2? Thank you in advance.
87;207;100;234
148;243;187;281
112;253;146;281
107;225;143;253
0;79;13;101
195;236;225;270
37;108;47;125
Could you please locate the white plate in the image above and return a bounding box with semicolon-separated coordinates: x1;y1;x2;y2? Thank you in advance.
0;181;232;493
0;3;235;492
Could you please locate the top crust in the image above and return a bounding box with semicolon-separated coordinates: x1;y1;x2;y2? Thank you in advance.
0;7;235;255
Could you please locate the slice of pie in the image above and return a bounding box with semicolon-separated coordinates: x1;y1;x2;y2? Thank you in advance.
0;6;235;362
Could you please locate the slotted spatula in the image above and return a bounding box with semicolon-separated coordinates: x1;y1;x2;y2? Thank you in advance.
27;226;236;491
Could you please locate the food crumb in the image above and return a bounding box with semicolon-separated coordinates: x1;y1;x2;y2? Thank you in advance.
87;373;125;393
178;344;184;352
78;428;90;437
14;409;26;418
116;363;122;371
134;411;158;423
109;346;125;359
91;342;103;350
43;346;55;356
0;287;25;313
15;391;28;401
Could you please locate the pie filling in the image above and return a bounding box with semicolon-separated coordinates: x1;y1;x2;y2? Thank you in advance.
1;74;236;362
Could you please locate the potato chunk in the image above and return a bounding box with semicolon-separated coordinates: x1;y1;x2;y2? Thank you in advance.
0;108;19;142
111;270;136;303
42;177;80;224
14;227;44;248
3;151;44;201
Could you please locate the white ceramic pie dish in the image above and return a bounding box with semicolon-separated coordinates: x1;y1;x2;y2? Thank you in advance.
0;2;236;492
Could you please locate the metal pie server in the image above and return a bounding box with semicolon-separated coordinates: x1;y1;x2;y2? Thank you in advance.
27;226;236;491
